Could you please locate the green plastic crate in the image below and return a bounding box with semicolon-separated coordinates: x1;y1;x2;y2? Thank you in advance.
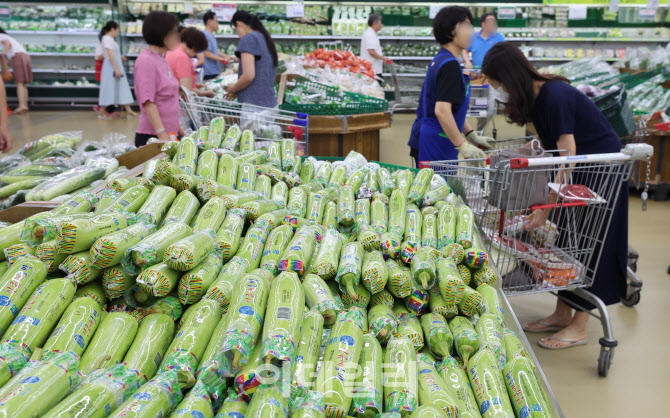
305;156;418;174
593;89;635;137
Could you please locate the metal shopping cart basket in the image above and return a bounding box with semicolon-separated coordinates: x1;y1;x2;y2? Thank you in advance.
387;62;425;113
179;89;310;155
463;69;497;136
422;142;654;376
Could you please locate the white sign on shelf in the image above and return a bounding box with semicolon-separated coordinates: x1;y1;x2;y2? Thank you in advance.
184;2;194;14
286;3;305;19
609;0;619;13
429;5;444;19
568;5;588;20
647;0;659;9
497;7;517;20
213;3;237;22
638;8;657;19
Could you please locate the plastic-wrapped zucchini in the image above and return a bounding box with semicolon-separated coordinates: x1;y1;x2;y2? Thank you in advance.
314;310;363;417
458;286;484;317
271;181;288;205
376;168;394;196
170;173;200;193
503;355;553;418
388;189;407;237
370;193;389;234
197;179;239;202
259;271;304;369
260;224;294;274
34;240;67;273
56;212;134;255
136;262;182;297
164;229;216;271
351;333;383;416
428;285;456;320
241;199;285;222
423;184;451;207
245;385;289;417
236;150;266;165
302;274;340;326
287;186;308;217
395;170;414;200
421;312;453;360
108;370;182;418
369;289;394;309
385;258;411;299
279;225;319;275
328;163;347;188
215;391;248;417
202;257;249;314
475;313;506;370
415;354;461;417
193;197;227;232
354;199;370;226
78;312;138;375
442;243;465;264
254;174;271;199
0;256;47;336
449;316;481;364
89;223;155;269
467;348;515;418
383;336;418;415
103;184;151;215
300;159;315;184
238;128;254;153
306;188;336;224
367;303;397;344
396;314;424;351
215;208;246;261
292;309;324;388
178;253;224;304
134;185;175;225
341;282;371;309
196;149;219;181
123;313;175;379
357;223;381;253
25;213;96;248
217;272;270;375
407;168;433;205
336;241;364;302
458;265;472;287
3;243;34;265
463;249;489;270
174;137;198;174
123;222;193;274
437;203;457;249
161;190;200;227
222;124;242;151
236;162;256;193
421;211;438;249
282;138;296;171
217;154;239;189
42;297;103;358
361;250;388;294
267;141;281;169
236;221;271;270
380;231;401;260
410;246;437;290
437;258;466;310
208;117;226;147
456;205;475;249
60;251;103;285
74;281;107;309
436;356;481;418
314;161;332;186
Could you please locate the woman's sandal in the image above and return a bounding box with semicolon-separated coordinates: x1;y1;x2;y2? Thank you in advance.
522;320;565;333
538;336;589;350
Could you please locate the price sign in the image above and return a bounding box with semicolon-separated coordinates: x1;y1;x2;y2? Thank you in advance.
0;5;9;18
286;3;305;18
568;5;588;19
609;0;619;12
213;4;237;22
184;2;194;14
429;5;444;19
638;7;657;19
497;7;517;19
647;0;659;8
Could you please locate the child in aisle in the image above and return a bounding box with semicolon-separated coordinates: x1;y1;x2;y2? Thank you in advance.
0;28;31;114
133;11;183;147
98;21;136;119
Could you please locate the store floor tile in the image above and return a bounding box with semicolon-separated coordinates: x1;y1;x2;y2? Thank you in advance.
8;110;670;416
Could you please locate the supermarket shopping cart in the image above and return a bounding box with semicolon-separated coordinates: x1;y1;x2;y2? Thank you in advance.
387;62;425;113
179;89;310;155
463;71;497;136
422;142;654;377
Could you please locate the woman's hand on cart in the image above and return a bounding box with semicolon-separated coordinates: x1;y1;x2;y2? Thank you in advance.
466;130;496;149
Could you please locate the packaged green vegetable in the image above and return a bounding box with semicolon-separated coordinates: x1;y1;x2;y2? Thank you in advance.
235;221;271;271
302;274;340;326
476;313;506;370
467;348;515;418
254;174;271;199
258;209;289;230
386;258;412;298
321;200;338;230
191;198;226;234
410;246;437;290
218;272;270;375
164;229;217;271
123;313;175;379
408;168;433;205
135;184;176;225
90;223;155;269
448;316;481;364
341;282;371;310
437;356;481;418
171;380;215;418
383;336;418;415
215;390;247;417
174;136;198;174
423;184;451;207
108;370;182;418
458;286;483;317
260;224;294;275
123;222;193;274
404;279;430;316
437;258;465;307
376;168;394;196
367;303;397;344
354;199;370;227
282;138;296;171
437;204;457;249
421;212;438;249
136;262;182;297
336;241;364;302
416;354;461;417
313;161;332;186
315;309;364;417
33;240;66;273
221;124;242;150
357;223;381;253
236;162;256;193
328;163;347;188
271;181;288;205
370;194;388;234
237;150;267;166
260;271;304;369
502;328;536;370
42;297;102;358
396;314;424;352
160;190;200;227
197;179;239;202
428;285;456;320
197;149;219;181
292;308;324;388
179;253;224;304
388;189;407;237
245;384;289;417
290;388;325;418
300;159;315;184
463;249;489;270
60;251;102;284
241;199;285;222
502;355;553;418
457;265;472;286
170;173;200;193
395;170;414;200
3;242;33;265
279;225;319;275
104;184;151;215
421;313;453;359
305;188;333;224
350;333;383;416
74;281;107;309
0;255;46;336
217;154;240;189
477;284;505;325
442;243;465;264
456;206;475;249
361;250;388;294
473;266;497;288
216;208;246;261
369;289;394;309
79;312;138;375
56;212;135;255
380;231;402;260
267;141;281;169
335;185;354;227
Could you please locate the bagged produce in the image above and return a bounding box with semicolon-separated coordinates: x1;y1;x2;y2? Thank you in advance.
351;333;383;416
302;274;340;326
386;258;412;298
477;284;505;326
367;303;397;344
192;197;227;232
197;149;219;180
197;179;239;202
42;297;103;358
95;189;121;213
437;258;465;307
236;221;271;270
290;388;325;418
123;313;175;379
369;289;394;309
476;313;506;370
376;168;394;196
136;184;177;224
0;176;46;199
336;241;364;302
103;184;151;214
170;172;201;194
279;225;319;275
108;370;182;418
164;229;216;271
282;138;296;171
436;356;480;418
329;163;348;188
0;255;46;336
321;200;338;230
437;203;457;249
60;251;103;284
383;336;418;415
459;286;483;317
254;174;271;199
179;253;224;304
43;363;146;418
292;308;324;388
241;199;285;221
315;309;363;417
161;190;200;226
123;222;193;274
174;137;198;174
271;181;288;205
217;154;240;188
216;390;248;417
311;229;342;280
354;198;370;226
136;262;181;297
456;206;475;249
74;281;107;309
411;246;437;290
428;285;457;319
458;265;472;287
449;316;481;364
467;348;515;418
236;162;256;193
215;208;246;261
502;328;536;369
404;279;430;316
56;212;135;255
421;211;438;249
408;168;433;205
25;166;106;201
421;312;454;359
423;184;451;207
246;384;289;417
171;380;215;418
90;223;155;269
78;312;138;375
380;231;401;260
388;189;407;237
503;355;553;418
371;193;389;234
416;353;461;417
442;243;465;264
35;240;68;273
203;256;249;313
260;271;304;369
267;142;281;169
396;314;424;351
361;250;388;294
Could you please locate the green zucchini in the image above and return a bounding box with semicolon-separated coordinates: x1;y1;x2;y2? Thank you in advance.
279;225;319;275
361;250;388;294
260;224;294;274
174;137;198;174
164;229;217;271
416;353;461;417
136;262;182;297
271;181;288;205
236;222;271;270
408;168;433;205
367;303;397;344
282;138;296;171
302;274;340;326
161;190;200;227
240;129;255;153
136;185;177;225
299;159;315;184
236;162;256;193
336;241;364;302
268;141;281;169
90;223;155;269
375;168;394;196
179;253;224;304
314;161;332;186
311;228;342;280
215;208;246;261
322;200;338;230
60;251;103;285
108;370;182;418
383;336;418;415
197;149;219;180
123;313;175;379
122;222;193;275
291;308;324;388
42;297;103;358
103;184;151;214
193;197;227;232
467;348;515;417
102;264;137;299
217;154;240;189
197;178;239;202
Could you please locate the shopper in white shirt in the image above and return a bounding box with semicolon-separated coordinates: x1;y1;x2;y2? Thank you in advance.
0;28;31;114
361;14;390;85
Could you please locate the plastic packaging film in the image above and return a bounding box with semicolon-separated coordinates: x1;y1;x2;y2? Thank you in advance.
179;253;224;304
245;384;289;418
396;314;425;352
108;369;182;418
336;241;364;303
89;222;155;269
78;312;138;376
215;208;246;262
0;255;47;336
467;348;515;418
279;225;319;275
56;212;135;255
203;256;249;314
362;250;388;294
42;296;103;359
437;203;457;249
437;356;481;418
122;222;193;275
217;154;240;189
311;229;342;280
170;379;215;418
192;197;227;233
476;313;507;371
351;333;383;416
123;313;175;380
236;162;256;193
292;308;324;388
161;190;200;227
197;149;219;180
420;312;454;360
175;137;198;174
370;193;389;235
408;168;433;205
503;354;554;418
164;229;217;271
236;221;271;271
367;303;397;344
103;184;151;215
416;353;461;417
136;262;182;298
448;316;481;365
60;251;103;285
383;336;418;416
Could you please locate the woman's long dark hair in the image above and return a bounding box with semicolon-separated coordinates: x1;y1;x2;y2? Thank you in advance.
231;10;278;67
482;43;568;126
99;21;118;41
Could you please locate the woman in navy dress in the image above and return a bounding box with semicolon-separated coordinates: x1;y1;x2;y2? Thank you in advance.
482;43;628;350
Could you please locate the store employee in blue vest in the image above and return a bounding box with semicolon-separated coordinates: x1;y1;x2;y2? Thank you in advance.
463;12;505;69
407;6;494;165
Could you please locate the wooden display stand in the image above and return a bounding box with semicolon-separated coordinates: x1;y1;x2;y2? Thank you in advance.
306;112;390;160
644;115;670;201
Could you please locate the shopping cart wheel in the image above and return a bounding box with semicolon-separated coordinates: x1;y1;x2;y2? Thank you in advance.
598;347;613;377
621;291;641;307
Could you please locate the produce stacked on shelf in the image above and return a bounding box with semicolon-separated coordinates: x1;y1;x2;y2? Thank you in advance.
0;118;554;417
5;5;110;31
303;49;376;79
0;132;136;210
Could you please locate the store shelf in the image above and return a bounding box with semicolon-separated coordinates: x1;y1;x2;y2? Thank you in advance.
382;73;425;77
30;52;95;57
7;30;98;36
507;37;669;42
528;57;622;62
32;69;95;74
6;84;98;88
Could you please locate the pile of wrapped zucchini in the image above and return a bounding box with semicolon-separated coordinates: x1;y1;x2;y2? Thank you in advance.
0;119;553;417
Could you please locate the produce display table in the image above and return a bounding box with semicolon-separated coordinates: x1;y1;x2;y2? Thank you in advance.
306;112;390;161
645;116;670;201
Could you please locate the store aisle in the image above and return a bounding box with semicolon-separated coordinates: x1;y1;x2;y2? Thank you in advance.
7;110;670;416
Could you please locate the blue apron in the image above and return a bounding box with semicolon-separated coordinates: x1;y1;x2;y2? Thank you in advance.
408;49;471;163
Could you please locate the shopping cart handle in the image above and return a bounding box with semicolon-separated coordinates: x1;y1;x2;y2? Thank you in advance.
509;158;529;169
295;112;308;119
531;201;587;211
293;118;308;127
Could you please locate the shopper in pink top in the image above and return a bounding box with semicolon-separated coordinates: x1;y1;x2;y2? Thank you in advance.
165;27;214;98
133;11;182;147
